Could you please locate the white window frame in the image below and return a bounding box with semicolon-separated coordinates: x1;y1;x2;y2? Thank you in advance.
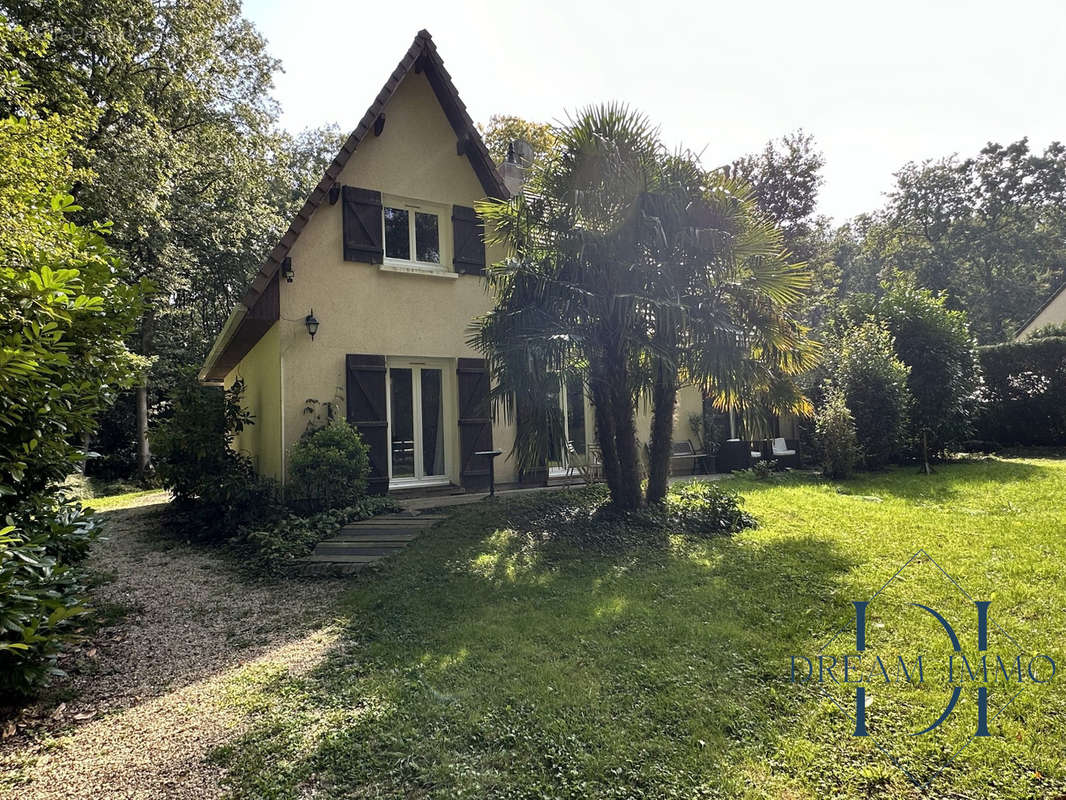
382;195;448;272
385;357;456;489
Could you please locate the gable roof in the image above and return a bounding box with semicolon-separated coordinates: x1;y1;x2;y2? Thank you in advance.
199;29;507;383
1015;280;1066;339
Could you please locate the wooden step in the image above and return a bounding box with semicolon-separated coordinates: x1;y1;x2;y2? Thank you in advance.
325;532;420;544
313;546;404;557
303;554;383;564
303;510;448;568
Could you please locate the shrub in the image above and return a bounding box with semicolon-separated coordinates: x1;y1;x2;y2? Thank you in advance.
658;482;757;535
154;378;280;539
495;482;755;552
0;500;100;697
243;495;400;573
974;335;1066;446
0;70;143;696
815;385;860;479
288;421;370;511
871;278;980;459
835;322;911;468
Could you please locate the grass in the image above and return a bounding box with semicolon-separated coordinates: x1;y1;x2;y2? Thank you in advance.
210;456;1066;799
82;489;170;512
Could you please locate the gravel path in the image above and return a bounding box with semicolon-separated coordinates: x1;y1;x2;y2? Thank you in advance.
0;501;349;799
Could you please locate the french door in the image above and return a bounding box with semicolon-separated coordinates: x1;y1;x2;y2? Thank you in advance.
387;359;448;486
548;375;588;475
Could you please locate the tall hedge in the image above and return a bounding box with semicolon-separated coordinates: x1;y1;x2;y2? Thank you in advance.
975;336;1066;446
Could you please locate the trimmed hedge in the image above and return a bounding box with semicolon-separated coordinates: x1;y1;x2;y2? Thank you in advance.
975;335;1066;446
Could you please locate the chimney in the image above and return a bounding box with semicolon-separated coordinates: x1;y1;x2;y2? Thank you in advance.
498;139;533;196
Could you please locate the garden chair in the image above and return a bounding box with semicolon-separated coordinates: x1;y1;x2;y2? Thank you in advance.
565;441;601;485
771;437;799;468
670;440;705;475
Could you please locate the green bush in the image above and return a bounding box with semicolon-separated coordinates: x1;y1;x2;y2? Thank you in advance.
658;482;757;535
869;278;980;458
154;378;280;539
975;335;1066;446
0;500;100;696
495;482;755;552
835;322;911;468
0;63;143;696
243;495;400;573
288;421;370;511
815;385;861;479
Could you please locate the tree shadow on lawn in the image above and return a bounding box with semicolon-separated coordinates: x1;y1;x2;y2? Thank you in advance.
211;497;857;799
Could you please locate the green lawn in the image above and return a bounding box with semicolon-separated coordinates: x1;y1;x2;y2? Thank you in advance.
213;457;1066;799
83;488;170;511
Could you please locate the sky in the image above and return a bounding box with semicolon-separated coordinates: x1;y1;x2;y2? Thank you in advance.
241;0;1066;222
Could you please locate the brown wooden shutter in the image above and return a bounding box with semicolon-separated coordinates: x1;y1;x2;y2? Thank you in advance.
346;354;389;494
457;357;492;490
342;186;383;264
452;205;486;274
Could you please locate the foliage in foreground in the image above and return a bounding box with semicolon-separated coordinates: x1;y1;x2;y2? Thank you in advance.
0;35;144;695
0;503;100;696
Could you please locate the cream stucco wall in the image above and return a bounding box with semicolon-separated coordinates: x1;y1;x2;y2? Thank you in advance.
226;68;712;489
633;385;705;451
1018;286;1066;339
226;324;282;481
273;69;515;484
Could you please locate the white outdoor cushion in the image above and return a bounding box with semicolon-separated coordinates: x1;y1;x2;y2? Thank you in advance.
772;437;796;456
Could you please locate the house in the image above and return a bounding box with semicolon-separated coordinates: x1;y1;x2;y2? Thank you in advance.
199;30;707;495
1016;281;1066;339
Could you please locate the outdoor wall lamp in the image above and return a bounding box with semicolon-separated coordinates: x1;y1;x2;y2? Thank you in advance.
305;309;319;341
281;257;294;282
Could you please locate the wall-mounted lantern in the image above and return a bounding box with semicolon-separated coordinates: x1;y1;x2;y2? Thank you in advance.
305;309;319;341
281;257;294;282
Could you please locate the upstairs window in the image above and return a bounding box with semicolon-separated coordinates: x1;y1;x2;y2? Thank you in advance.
383;200;442;267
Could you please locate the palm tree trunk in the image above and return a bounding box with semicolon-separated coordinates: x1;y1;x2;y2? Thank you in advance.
588;362;622;499
646;359;677;504
603;340;642;510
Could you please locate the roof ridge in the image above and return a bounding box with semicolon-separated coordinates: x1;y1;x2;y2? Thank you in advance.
201;30;507;382
238;29;506;309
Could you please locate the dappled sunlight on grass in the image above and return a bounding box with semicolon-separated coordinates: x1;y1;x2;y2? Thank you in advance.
590;595;629;619
205;457;1066;799
463;527;547;584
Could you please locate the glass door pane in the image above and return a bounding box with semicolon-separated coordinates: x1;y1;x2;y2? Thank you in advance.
389;368;414;478
420;368;445;476
565;377;586;454
546;376;563;466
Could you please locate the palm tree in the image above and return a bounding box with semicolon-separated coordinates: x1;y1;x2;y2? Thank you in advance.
472;104;818;510
636;164;819;502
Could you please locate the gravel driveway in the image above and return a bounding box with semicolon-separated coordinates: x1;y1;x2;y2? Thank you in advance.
0;501;348;799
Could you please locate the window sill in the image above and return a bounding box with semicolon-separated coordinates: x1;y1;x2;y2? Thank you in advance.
379;263;457;279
